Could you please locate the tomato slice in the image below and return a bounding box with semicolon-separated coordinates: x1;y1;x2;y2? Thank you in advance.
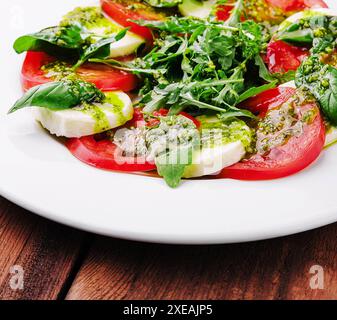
67;135;156;172
265;40;309;74
216;0;327;22
218;88;325;180
21;51;138;92
216;5;233;22
266;0;328;11
240;86;296;116
101;0;164;44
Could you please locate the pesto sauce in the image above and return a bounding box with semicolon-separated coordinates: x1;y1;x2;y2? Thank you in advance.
244;0;288;24
41;61;75;81
81;102;111;133
104;92;127;126
197;116;254;152
78;93;127;133
60;7;121;35
278;10;325;32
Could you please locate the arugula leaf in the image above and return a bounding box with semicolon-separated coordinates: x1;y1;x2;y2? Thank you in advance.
73;28;128;69
135;17;208;34
9;80;104;114
254;54;275;82
296;56;337;125
13;25;83;56
122;16;269;117
144;0;182;8
237;81;277;104
254;55;296;83
155;146;193;188
225;0;243;26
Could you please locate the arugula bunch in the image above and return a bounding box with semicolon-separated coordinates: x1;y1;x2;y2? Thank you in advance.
97;11;277;118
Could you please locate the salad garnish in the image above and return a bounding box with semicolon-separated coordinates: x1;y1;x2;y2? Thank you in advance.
9;0;337;187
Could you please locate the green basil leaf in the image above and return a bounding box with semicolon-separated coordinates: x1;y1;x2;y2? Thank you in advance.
73;28;128;69
13;25;83;55
296;56;337;125
9;80;104;114
278;29;314;45
155;146;193;188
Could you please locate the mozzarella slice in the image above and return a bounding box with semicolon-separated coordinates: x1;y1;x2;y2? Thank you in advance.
109;33;145;58
278;8;337;32
178;0;215;19
88;14;145;58
183;141;245;178
34;91;133;138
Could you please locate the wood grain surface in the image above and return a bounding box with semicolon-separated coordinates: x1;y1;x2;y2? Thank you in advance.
66;226;337;300
0;197;88;300
1;195;337;300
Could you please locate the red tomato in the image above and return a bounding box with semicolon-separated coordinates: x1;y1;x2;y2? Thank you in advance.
216;5;233;21
266;0;328;11
216;0;327;22
240;86;296;116
266;40;309;74
126;108;147;128
67;135;156;172
127;108;201;128
21;51;138;92
218;88;325;180
101;0;163;44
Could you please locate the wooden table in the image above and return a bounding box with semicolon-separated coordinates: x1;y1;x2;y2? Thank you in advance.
1;195;337;300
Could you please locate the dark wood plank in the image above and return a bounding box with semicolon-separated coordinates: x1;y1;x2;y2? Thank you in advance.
66;223;337;300
0;196;87;300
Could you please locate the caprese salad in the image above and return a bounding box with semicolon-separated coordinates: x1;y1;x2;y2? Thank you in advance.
9;0;337;187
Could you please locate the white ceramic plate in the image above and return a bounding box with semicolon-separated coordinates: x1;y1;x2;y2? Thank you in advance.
1;0;337;244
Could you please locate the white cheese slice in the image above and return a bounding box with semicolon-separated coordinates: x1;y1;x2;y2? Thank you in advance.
183;141;246;178
34;91;133;138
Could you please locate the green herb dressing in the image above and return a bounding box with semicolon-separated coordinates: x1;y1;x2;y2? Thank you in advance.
197;116;254;152
79;92;127;133
278;10;325;32
81;103;111;133
104;92;127;126
60;7;121;35
41;61;75;81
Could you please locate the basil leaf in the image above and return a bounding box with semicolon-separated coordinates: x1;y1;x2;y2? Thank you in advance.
13;25;83;55
9;80;104;114
278;29;314;45
296;56;337;125
277;15;332;47
155;146;193;188
73;28;128;69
